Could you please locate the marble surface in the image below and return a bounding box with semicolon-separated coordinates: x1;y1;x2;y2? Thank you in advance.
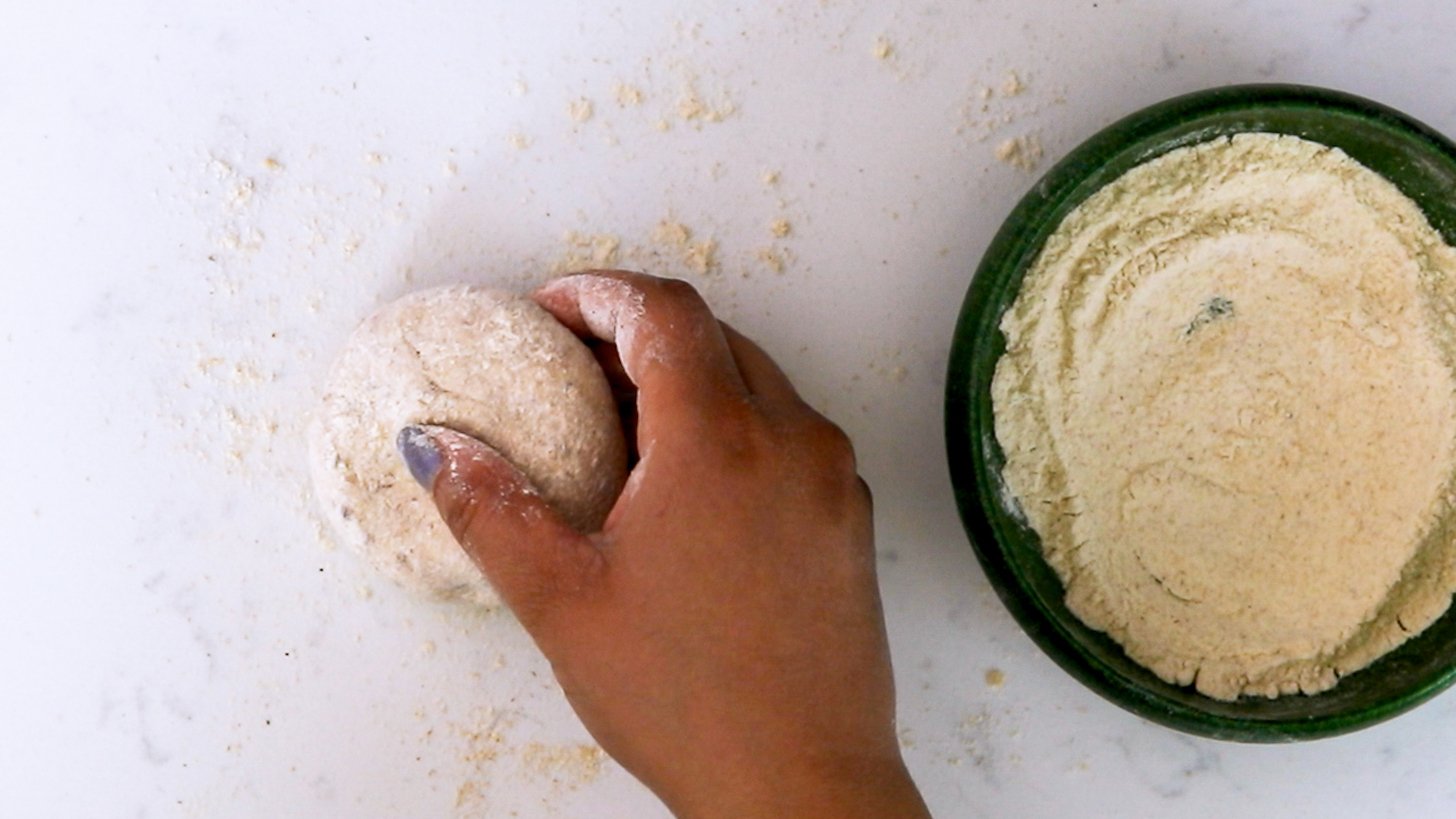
6;1;1456;816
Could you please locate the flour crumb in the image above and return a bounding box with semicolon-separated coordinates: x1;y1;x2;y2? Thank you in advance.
454;707;512;767
227;177;255;207
218;228;263;252
872;37;894;60
510;80;528;97
770;218;792;238
1001;71;1025;97
756;247;787;274
521;743;606;789
261;156;284;172
558;231;622;271
455;781;484;810
363;151;385;166
985;668;1006;689
762;170;781;186
568;97;595;123
676;80;736;125
654;220;719;274
652;219;691;247
613;82;645;107
995;134;1043;171
685;239;719;274
508;132;531;150
442;160;458;177
653;118;671;132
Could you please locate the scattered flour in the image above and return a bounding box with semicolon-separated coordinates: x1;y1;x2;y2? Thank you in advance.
1000;71;1024;97
994;134;1043;171
521;743;608;788
652;220;719;274
558;232;623;270
755;246;788;274
612;82;644;107
675;78;737;125
568;98;595;123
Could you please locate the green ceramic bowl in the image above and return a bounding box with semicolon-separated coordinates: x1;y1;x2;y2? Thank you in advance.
945;84;1456;742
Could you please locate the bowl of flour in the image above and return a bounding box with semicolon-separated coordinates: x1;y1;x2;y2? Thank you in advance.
946;84;1456;741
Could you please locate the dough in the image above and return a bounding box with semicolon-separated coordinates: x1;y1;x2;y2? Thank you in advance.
309;286;628;608
993;134;1456;700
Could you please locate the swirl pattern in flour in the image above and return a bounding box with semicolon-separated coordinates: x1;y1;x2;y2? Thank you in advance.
993;133;1456;700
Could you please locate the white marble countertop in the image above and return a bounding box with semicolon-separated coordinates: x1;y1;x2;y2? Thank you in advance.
7;1;1456;816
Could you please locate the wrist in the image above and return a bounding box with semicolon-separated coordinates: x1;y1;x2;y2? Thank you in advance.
666;750;930;819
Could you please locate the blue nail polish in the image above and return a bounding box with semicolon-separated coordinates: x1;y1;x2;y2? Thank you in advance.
397;426;444;488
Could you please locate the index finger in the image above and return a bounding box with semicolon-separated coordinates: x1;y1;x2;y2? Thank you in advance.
532;270;748;433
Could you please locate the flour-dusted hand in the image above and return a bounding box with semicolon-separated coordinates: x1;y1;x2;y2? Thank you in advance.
397;271;928;819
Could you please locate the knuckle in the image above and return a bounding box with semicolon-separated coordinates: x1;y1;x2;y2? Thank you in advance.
696;393;758;442
781;414;867;511
855;475;874;511
637;277;718;347
649;278;715;326
707;406;771;471
806;415;859;477
654;276;704;305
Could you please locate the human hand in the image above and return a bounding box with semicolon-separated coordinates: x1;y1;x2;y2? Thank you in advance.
398;271;928;818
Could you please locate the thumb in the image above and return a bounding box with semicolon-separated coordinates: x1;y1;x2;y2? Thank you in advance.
396;424;605;628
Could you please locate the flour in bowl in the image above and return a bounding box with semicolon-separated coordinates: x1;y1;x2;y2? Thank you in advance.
993;133;1456;700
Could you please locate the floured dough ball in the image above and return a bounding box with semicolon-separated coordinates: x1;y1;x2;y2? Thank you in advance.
308;285;628;608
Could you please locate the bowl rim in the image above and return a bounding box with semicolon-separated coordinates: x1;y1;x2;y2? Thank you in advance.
944;83;1456;742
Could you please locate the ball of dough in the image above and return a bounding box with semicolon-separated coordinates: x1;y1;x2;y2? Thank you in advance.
308;286;628;608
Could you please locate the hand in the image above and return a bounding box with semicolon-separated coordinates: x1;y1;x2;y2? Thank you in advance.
398;271;928;818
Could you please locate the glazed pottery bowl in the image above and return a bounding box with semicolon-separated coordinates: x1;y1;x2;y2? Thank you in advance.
945;84;1456;741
